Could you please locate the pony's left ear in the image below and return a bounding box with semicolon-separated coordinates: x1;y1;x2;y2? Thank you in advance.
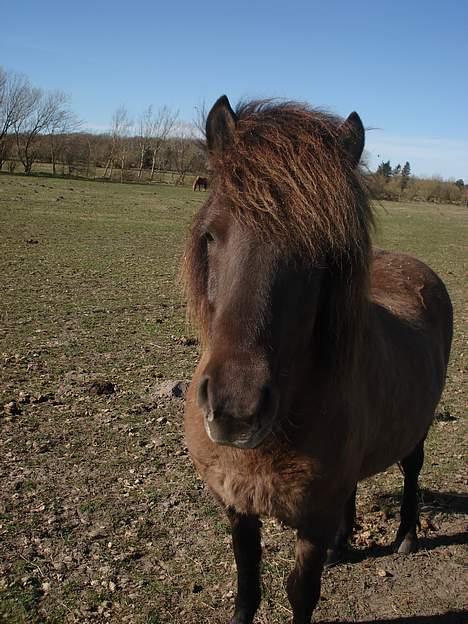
206;95;237;153
338;112;365;167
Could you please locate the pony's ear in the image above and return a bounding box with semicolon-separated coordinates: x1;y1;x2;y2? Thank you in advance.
206;95;237;153
338;112;365;167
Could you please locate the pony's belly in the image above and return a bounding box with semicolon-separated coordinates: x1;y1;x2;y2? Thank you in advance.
359;415;433;479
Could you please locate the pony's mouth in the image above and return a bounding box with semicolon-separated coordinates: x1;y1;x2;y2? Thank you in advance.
203;411;276;450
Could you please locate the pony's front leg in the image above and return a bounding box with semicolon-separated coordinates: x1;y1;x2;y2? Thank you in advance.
226;508;262;624
287;524;337;624
325;485;357;567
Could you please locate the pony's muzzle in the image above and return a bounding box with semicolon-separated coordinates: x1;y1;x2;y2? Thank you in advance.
197;370;277;449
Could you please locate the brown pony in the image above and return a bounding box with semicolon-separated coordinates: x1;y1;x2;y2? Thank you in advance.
183;96;453;624
193;175;208;191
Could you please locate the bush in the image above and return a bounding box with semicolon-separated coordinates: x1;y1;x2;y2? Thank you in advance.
366;173;465;204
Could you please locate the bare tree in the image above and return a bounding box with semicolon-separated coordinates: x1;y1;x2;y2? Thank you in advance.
193;101;208;139
117;109;133;183
84;134;100;178
103;106;132;181
171;122;197;185
103;114;117;179
149;106;178;181
13;89;71;174
46;99;82;175
0;67;5;97
0;69;31;169
0;67;8;167
60;132;96;177
136;105;153;180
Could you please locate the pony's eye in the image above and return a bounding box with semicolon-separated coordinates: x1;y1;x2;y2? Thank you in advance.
204;231;215;243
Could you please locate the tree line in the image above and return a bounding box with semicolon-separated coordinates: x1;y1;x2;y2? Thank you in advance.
0;67;205;184
1;66;466;200
367;159;465;204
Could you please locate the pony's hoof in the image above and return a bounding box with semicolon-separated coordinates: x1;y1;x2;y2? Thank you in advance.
230;606;256;624
324;547;345;569
397;536;418;554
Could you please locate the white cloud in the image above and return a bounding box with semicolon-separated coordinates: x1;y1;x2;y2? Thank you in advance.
365;132;468;180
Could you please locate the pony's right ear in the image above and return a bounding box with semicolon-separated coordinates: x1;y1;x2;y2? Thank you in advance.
206;95;237;153
338;111;365;168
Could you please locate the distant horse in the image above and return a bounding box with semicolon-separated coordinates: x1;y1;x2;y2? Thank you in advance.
183;96;453;624
193;175;208;191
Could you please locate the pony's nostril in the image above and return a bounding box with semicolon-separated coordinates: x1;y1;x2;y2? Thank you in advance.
197;375;210;409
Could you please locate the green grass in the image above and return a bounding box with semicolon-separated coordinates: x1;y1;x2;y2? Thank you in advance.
0;174;466;624
1;174;203;387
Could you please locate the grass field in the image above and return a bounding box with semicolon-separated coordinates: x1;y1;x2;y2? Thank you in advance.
0;173;466;624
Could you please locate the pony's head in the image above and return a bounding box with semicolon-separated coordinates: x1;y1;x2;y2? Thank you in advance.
184;96;373;449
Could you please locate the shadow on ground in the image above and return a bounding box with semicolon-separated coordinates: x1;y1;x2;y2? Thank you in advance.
375;489;468;517
320;612;467;624
341;488;468;564
347;528;467;564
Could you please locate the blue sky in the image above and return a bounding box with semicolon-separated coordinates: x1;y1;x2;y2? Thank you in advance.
2;0;467;179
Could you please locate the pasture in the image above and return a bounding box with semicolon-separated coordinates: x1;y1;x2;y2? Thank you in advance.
0;173;466;624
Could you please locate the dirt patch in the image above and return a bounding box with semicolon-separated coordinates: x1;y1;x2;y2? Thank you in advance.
88;381;117;396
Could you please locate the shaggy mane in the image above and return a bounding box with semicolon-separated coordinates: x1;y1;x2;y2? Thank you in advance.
209;100;373;260
184;100;374;373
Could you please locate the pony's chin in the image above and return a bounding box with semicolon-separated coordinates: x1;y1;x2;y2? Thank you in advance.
204;420;272;450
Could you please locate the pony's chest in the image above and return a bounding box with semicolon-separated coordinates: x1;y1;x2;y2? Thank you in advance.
217;465;276;516
207;452;313;525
